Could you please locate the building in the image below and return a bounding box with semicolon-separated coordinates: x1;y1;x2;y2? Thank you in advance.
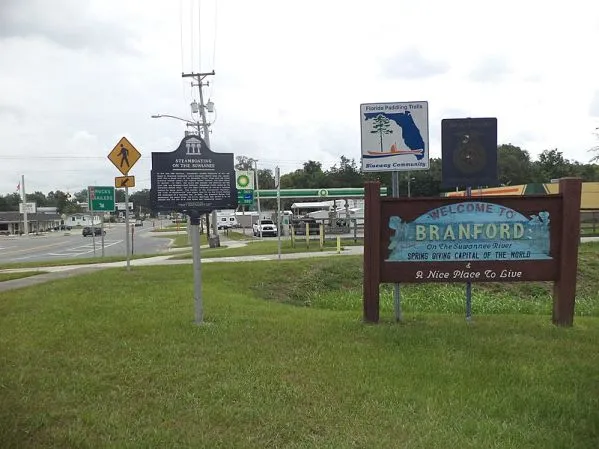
0;211;62;235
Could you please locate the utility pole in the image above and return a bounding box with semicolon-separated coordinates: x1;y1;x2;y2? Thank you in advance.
254;159;262;239
182;70;220;247
21;175;28;236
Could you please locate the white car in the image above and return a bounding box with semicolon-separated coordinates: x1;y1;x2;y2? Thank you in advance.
253;219;278;237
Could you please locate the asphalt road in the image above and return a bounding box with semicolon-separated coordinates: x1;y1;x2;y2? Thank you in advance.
0;223;172;264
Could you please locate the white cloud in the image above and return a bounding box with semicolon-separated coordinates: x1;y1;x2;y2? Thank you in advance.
1;0;599;196
381;48;449;79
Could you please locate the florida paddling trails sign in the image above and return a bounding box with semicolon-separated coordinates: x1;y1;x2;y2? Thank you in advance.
362;179;583;326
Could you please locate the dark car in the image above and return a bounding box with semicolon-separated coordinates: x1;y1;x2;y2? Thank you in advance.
82;227;105;237
293;217;320;235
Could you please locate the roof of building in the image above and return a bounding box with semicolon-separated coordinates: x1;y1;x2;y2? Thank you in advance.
0;212;61;223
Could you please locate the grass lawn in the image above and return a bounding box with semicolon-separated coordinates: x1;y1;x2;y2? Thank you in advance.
172;237;363;259
1;246;598;448
0;254;160;270
0;271;46;282
167;233;208;248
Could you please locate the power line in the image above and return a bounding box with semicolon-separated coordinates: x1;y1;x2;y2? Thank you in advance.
198;0;202;71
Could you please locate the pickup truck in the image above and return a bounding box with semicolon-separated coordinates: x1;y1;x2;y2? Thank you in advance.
253;219;278;237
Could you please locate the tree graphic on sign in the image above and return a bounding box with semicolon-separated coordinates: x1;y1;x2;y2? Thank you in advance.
369;114;393;152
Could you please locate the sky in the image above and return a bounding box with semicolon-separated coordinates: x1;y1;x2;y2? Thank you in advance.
1;0;599;196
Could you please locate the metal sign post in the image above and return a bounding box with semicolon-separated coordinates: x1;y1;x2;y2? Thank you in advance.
189;210;204;324
125;186;130;269
91;211;96;256
107;136;141;271
465;186;473;322
276;166;281;260
150;135;237;326
392;171;402;322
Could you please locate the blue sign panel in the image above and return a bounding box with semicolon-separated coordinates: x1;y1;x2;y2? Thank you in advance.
388;201;551;262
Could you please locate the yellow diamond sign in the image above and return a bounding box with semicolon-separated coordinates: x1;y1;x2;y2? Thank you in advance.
108;136;141;175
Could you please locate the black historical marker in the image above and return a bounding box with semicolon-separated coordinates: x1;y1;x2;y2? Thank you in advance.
441;117;498;188
150;135;237;214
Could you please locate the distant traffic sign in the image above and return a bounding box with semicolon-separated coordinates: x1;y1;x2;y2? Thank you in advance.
115;175;135;188
88;186;115;212
108;137;141;175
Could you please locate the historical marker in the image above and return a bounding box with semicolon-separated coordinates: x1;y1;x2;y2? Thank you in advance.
441;117;498;187
150;135;237;213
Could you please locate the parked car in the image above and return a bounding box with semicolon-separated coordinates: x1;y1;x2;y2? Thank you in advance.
53;225;72;231
292;217;320;235
82;227;105;237
135;219;143;227
253;219;278;237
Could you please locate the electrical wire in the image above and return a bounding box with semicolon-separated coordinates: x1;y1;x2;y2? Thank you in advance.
189;0;194;70
179;0;187;106
198;0;202;72
209;0;218;99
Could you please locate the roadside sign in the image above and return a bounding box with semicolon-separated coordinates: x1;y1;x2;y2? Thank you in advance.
115;175;135;188
235;170;254;190
88;186;115;212
441;117;497;188
237;189;254;205
108;136;141;175
150;135;237;213
235;170;254;205
19;202;37;214
360;101;429;172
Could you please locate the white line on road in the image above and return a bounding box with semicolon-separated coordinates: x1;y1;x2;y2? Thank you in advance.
47;240;123;257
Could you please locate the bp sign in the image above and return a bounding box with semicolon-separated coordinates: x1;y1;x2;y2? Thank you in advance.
235;170;254;205
88;186;115;212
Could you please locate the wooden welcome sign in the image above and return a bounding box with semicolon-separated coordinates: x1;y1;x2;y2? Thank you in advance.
363;178;583;326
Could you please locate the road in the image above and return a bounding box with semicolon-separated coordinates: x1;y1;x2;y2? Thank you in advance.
0;223;172;264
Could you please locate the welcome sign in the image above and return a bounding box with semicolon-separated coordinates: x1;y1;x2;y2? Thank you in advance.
363;179;583;326
388;201;551;262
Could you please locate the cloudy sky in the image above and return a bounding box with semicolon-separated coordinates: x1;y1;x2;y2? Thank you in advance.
1;0;599;196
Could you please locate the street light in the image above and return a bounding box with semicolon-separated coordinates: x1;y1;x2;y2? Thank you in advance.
151;114;201;134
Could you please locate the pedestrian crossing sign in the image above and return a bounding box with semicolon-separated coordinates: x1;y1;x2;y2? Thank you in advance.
108;136;141;175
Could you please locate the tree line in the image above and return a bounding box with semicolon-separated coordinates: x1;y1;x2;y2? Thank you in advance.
2;145;597;214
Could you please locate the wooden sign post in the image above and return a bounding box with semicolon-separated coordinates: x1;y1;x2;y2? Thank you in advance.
363;178;582;326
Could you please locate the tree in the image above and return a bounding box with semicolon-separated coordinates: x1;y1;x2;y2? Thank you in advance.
497;144;533;185
369;114;393;152
27;191;48;207
129;189;151;215
73;189;88;204
326;156;363;187
235;155;255;171
0;193;21;211
536;148;570;181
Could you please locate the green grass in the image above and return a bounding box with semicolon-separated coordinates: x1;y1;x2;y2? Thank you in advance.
151;227;188;233
252;243;599;318
0;254;159;270
172;238;363;259
0;271;46;282
166;233;208;248
1;252;599;448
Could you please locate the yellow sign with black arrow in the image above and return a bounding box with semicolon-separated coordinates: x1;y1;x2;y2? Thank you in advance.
115;176;135;188
108;136;141;175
